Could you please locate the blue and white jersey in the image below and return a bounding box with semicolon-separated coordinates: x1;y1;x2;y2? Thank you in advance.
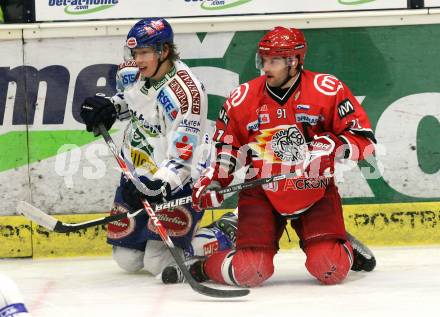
113;60;210;192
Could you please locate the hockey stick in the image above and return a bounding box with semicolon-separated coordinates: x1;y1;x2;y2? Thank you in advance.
17;170;301;233
100;124;249;298
22;124;246;298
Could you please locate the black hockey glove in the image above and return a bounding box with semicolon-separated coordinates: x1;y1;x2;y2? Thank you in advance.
121;177;172;211
80;95;117;135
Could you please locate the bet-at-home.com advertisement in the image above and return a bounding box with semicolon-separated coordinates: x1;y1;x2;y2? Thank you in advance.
35;0;408;21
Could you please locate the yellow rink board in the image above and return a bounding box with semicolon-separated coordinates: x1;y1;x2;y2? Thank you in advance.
1;202;440;258
0;216;33;258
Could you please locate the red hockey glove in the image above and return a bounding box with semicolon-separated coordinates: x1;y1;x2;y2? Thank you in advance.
302;133;345;179
192;164;234;212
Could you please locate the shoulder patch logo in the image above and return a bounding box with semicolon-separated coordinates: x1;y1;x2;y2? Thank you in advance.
337;99;355;119
169;79;189;114
314;74;343;96
177;70;201;114
228;83;249;108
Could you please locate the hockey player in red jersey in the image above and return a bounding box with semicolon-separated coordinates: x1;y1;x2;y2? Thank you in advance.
190;27;377;287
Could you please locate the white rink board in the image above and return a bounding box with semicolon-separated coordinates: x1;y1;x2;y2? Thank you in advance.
35;0;408;22
425;1;440;7
0;40;30;212
2;246;440;317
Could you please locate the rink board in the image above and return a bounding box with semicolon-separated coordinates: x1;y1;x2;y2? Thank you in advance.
1;201;440;258
1;24;440;216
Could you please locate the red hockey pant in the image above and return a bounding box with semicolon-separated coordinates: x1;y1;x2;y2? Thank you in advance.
204;184;353;286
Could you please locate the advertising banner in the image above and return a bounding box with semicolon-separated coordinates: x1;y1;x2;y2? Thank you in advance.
35;0;408;22
0;25;439;216
0;39;30;213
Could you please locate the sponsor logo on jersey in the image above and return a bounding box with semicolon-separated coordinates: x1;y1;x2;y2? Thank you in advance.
337;99;355;119
177;70;201;114
218;107;229;125
169;79;189;113
204;241;219;256
173;132;197;161
107;203;135;239
227;83;249;109
256;104;268;113
147;206;192;237
178;119;201;133
130;125;155;154
116;65;138;92
283;177;330;191
153;77;168;91
130;112;161;135
262;181;278;192
128;118;159;171
295;113;321;125
314;74;344;96
296;104;310;110
130;148;158;173
157;90;178;121
258;113;270;124
246;119;259;131
118;60;137;70
310;139;332;152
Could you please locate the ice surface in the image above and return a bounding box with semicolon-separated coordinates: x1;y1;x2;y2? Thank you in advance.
1;246;439;317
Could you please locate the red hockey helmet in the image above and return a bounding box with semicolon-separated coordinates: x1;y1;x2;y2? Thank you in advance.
257;27;307;65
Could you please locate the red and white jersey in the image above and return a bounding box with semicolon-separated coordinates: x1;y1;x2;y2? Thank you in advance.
214;69;376;215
